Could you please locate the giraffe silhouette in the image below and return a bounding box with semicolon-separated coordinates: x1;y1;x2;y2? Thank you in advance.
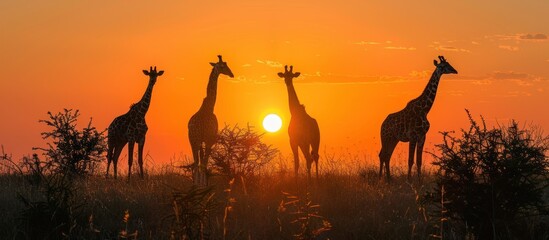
188;55;234;185
106;66;164;180
278;65;320;182
379;56;457;181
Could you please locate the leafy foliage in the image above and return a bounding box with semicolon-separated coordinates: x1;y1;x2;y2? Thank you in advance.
428;110;549;239
34;109;107;176
210;124;278;179
278;192;332;240
167;185;219;240
12;109;105;238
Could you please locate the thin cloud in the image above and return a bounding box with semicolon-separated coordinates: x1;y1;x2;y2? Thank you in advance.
449;71;546;88
471;41;480;45
519;33;547;40
488;33;548;41
295;72;418;85
487;34;516;41
353;40;416;51
301;72;322;78
491;71;529;80
227;75;247;83
495;91;533;98
443;90;464;97
409;70;430;78
384;46;416;50
431;45;471;53
498;45;519;51
242;63;252;67
472;80;493;85
256;59;283;68
511;80;534;86
354;41;383;45
487;71;545;87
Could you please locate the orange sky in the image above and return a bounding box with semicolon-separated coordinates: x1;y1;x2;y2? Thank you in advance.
1;1;548;167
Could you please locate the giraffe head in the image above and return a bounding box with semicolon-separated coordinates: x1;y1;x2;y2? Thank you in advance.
210;55;234;78
433;56;458;74
143;66;165;83
277;65;301;85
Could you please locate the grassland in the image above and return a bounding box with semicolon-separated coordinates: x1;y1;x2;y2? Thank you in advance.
0;155;546;239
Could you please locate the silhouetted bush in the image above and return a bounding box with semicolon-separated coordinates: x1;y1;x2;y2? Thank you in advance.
210;124;278;179
14;109;105;239
0;148;45;184
428;110;549;239
34;109;106;176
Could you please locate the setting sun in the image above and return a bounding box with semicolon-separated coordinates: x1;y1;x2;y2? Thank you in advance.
263;114;283;133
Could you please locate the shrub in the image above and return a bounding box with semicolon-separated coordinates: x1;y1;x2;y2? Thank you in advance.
34;109;107;176
13;109;105;238
428;110;549;239
210;124;278;180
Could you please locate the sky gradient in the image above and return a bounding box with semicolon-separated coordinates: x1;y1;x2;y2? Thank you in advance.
1;0;548;167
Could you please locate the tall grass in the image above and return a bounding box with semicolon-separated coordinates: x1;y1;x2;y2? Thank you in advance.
0;152;546;239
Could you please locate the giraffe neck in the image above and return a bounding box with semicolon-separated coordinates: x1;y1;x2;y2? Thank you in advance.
417;68;443;114
132;79;156;117
199;67;220;113
285;81;302;115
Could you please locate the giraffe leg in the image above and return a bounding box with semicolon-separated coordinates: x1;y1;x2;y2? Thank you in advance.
290;142;299;180
199;144;206;185
111;143;126;179
408;140;417;180
416;136;426;181
311;148;319;180
138;137;146;179
202;145;213;186
190;144;201;185
106;144;114;178
315;156;319;180
301;145;313;183
311;121;320;181
127;141;135;181
378;154;384;179
379;138;398;181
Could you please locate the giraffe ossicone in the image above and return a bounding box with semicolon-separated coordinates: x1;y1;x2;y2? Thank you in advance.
106;66;164;181
379;56;457;181
279;65;320;183
188;55;234;186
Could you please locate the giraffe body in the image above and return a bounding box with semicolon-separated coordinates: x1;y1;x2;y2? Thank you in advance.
279;65;320;182
106;66;164;181
379;56;457;181
188;55;233;185
188;108;218;186
288;111;320;180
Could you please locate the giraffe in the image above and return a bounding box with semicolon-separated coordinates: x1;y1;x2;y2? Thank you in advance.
379;56;457;181
188;55;234;185
106;66;164;180
278;65;320;182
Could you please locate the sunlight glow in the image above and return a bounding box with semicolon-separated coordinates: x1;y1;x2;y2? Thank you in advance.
263;114;283;133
